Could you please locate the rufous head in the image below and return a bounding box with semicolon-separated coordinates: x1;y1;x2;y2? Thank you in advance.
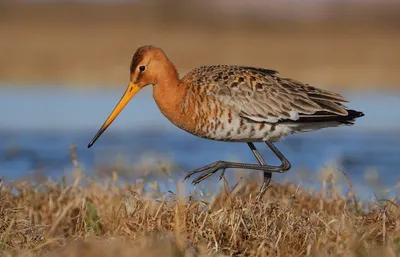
88;45;177;148
129;45;176;87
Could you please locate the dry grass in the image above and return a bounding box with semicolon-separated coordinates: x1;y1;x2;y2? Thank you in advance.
1;166;400;257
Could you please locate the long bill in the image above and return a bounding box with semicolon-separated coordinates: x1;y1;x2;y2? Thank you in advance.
87;82;141;148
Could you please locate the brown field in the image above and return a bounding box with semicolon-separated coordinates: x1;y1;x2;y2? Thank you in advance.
0;2;400;91
0;167;399;257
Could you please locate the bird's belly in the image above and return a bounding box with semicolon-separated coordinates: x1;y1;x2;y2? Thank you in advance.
197;116;293;142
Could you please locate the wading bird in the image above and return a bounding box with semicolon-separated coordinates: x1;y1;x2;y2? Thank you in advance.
88;46;364;199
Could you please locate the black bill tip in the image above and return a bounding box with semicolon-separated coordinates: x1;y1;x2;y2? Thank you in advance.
87;141;94;148
87;128;105;149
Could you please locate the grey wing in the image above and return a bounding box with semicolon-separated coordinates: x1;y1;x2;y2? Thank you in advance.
207;66;350;123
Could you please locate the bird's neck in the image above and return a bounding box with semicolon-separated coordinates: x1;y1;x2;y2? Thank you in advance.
152;70;195;133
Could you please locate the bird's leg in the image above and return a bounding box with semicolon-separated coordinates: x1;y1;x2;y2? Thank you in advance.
251;141;292;200
247;142;272;201
183;141;291;191
264;140;291;173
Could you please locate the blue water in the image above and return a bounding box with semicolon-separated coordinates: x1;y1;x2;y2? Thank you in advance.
1;86;400;198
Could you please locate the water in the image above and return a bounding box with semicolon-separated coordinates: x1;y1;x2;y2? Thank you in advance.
1;86;399;198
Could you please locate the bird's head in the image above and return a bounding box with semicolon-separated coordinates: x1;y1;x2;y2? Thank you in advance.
87;45;176;148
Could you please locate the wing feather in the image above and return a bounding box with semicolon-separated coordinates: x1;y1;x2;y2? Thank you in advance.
184;65;350;123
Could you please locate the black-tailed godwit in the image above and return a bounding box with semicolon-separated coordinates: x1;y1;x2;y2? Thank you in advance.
88;45;364;199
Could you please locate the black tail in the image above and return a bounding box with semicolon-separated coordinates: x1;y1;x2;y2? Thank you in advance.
345;109;365;119
296;109;364;124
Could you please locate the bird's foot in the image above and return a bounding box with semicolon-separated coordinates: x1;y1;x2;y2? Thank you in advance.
256;174;272;201
183;161;226;186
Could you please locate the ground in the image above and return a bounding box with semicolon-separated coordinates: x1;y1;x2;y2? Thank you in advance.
0;168;399;257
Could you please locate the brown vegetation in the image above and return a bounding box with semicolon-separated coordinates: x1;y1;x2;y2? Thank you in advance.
1;167;400;256
0;2;400;90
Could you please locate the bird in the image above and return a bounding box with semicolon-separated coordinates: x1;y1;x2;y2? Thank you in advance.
87;45;364;200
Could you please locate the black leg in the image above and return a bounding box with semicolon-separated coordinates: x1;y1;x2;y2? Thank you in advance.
247;142;272;201
264;140;291;172
183;141;291;196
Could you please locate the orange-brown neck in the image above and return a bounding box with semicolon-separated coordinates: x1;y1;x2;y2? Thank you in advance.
152;66;196;134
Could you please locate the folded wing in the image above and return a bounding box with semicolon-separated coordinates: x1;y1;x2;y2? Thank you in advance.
205;66;352;124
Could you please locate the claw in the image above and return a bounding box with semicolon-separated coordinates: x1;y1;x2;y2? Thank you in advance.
256;176;271;201
191;165;221;186
192;172;214;186
183;162;220;182
183;174;191;181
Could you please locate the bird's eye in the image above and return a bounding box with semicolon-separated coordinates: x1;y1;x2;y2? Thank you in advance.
139;65;146;72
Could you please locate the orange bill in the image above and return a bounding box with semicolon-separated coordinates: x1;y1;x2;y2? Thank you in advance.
88;82;141;148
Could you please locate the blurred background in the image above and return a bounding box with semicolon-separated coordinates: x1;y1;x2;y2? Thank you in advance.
0;0;399;198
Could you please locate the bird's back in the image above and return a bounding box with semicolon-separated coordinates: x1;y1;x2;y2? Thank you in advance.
179;65;364;142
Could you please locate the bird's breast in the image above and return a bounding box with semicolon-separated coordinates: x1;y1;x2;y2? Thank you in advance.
153;84;292;142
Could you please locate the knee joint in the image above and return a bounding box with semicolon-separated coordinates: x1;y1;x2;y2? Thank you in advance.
280;161;291;173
